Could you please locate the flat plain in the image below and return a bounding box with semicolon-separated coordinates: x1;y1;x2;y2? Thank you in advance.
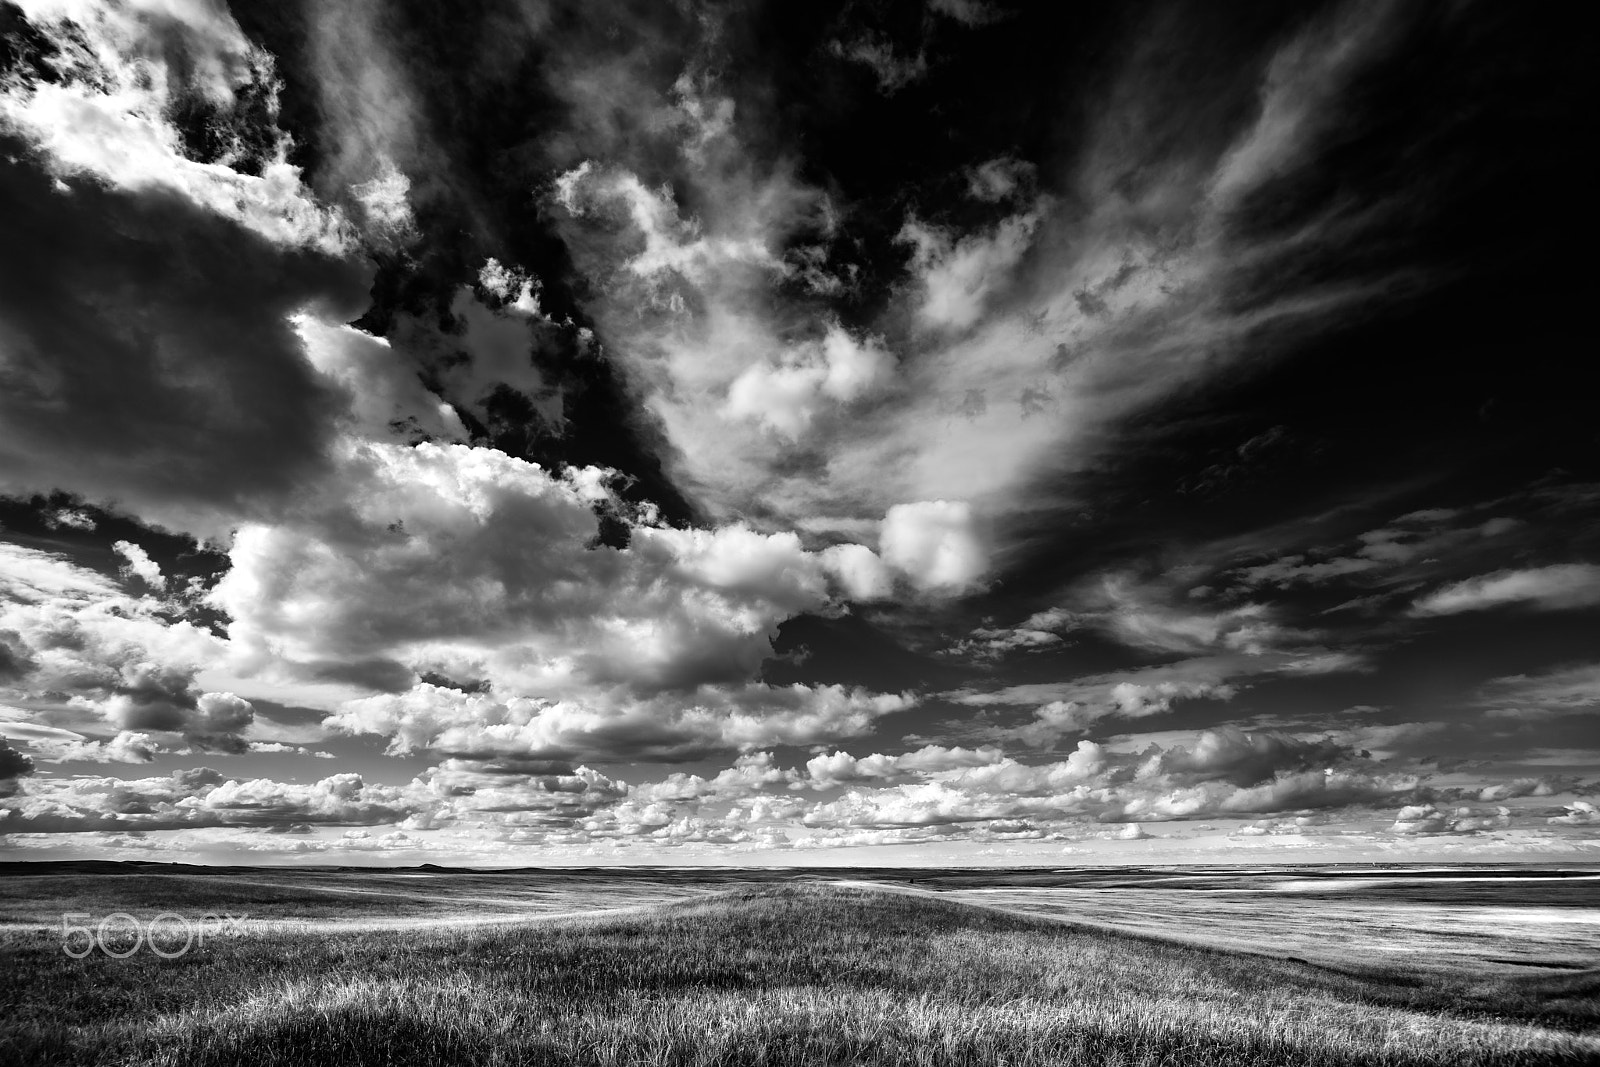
1;863;1596;1066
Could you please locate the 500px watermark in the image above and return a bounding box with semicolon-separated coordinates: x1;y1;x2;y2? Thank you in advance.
60;912;249;958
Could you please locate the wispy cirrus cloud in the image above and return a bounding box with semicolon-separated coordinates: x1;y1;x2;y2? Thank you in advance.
1411;564;1600;616
1477;663;1600;715
545;0;1430;589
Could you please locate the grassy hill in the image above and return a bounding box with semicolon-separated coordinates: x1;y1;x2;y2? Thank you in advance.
3;884;1596;1066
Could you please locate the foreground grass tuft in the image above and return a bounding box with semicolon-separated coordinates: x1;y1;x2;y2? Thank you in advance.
3;885;1595;1066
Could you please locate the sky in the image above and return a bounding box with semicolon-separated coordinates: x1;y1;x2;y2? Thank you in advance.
0;0;1596;867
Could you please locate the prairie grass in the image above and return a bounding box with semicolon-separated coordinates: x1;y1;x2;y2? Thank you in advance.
0;868;707;924
2;884;1595;1066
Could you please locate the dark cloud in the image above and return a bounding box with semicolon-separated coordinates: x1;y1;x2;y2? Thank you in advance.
1145;729;1349;788
0;628;35;681
0;737;35;789
0;140;368;536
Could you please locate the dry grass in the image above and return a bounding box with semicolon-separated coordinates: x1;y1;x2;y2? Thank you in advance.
3;884;1596;1066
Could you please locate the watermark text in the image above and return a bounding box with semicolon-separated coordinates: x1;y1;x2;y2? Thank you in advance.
61;912;249;958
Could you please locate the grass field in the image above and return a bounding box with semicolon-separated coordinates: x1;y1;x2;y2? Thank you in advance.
2;869;1597;1066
